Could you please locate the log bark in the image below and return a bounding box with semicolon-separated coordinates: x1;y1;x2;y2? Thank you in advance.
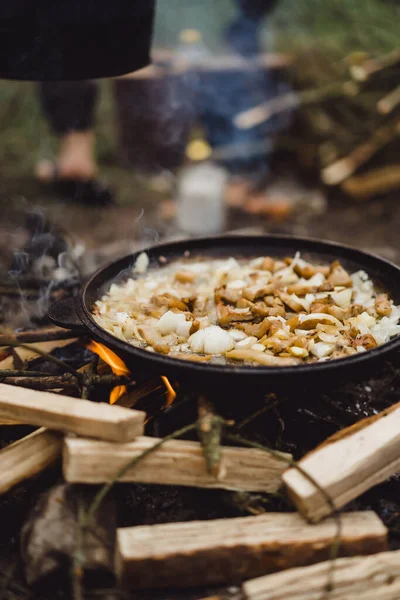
0;383;146;442
116;511;387;589
0;428;62;495
63;436;291;493
243;549;400;600
282;402;400;523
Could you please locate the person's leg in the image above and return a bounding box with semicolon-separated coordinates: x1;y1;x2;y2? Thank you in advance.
36;81;98;182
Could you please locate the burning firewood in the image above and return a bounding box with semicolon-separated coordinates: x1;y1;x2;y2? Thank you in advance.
243;549;400;600
63;435;291;492
283;401;400;522
116;511;386;589
0;428;62;495
0;383;146;442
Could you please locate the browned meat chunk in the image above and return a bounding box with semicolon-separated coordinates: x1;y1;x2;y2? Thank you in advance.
236;319;270;339
328;261;352;288
375;293;392;317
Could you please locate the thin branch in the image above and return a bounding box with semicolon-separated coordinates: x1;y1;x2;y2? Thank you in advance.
0;327;82;345
0;339;79;377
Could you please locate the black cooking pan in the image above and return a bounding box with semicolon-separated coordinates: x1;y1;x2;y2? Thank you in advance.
49;235;400;395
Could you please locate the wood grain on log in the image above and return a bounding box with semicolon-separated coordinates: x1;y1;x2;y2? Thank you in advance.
63;436;291;492
283;402;400;522
0;428;62;495
243;549;400;600
0;383;146;442
116;511;387;589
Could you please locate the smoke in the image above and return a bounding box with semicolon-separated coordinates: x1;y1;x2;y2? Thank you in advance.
6;206;81;327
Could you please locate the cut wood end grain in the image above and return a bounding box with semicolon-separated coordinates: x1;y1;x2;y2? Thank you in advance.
116;511;387;589
0;428;62;495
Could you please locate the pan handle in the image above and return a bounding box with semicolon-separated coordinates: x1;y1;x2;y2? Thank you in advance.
48;297;87;332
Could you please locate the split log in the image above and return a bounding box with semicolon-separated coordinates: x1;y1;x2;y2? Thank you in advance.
63;436;291;492
0;383;146;442
116;511;387;589
243;549;400;600
0;428;62;495
0;338;78;369
283;402;400;523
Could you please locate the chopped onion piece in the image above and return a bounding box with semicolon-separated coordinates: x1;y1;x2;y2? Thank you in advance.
331;288;352;308
251;343;266;352
310;342;335;358
189;326;235;354
289;346;309;358
157;310;189;337
227;279;247;290
318;331;339;344
228;329;248;341
236;336;258;348
134;252;149;274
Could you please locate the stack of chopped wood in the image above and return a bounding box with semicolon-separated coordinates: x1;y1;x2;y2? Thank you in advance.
0;369;399;596
235;49;400;201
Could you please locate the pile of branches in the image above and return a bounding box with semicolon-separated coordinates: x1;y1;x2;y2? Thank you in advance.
258;0;400;200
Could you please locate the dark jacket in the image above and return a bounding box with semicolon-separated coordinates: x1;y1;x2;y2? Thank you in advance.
0;1;155;81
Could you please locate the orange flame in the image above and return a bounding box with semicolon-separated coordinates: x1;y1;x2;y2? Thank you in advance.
161;376;177;407
86;340;130;404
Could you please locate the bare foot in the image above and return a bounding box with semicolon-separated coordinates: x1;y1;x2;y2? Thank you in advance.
36;131;97;182
244;191;294;220
225;178;253;208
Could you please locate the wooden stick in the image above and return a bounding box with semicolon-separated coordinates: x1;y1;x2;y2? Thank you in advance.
234;82;358;130
117;51;292;80
321;118;400;185
0;327;81;346
0;383;146;442
350;49;400;81
377;84;400;115
116;511;387;589
63;436;291;492
283;402;400;523
0;338;78;369
342;164;400;199
243;549;400;600
0;428;62;494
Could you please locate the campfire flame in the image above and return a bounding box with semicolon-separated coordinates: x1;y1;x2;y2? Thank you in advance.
86;341;177;407
86;340;130;404
161;375;177;407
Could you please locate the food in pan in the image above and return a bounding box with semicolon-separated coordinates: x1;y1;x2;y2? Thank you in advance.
92;252;400;366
